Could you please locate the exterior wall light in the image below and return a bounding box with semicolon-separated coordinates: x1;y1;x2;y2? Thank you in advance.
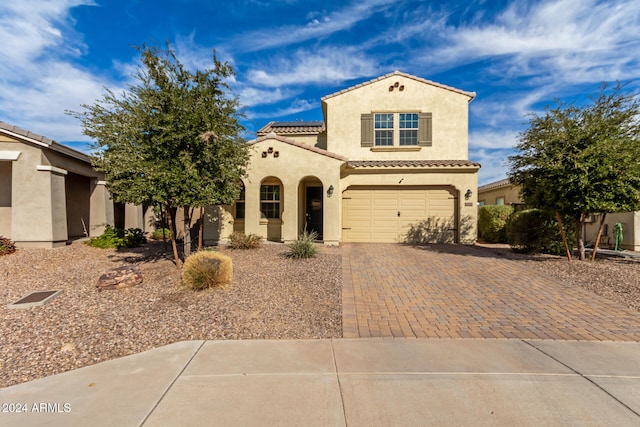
327;185;334;197
465;189;473;200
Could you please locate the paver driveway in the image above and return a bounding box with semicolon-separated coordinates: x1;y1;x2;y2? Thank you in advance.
342;244;640;340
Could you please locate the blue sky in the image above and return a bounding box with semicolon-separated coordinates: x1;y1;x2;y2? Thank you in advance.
1;0;638;185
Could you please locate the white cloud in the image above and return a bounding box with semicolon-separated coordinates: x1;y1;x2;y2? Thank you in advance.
248;99;318;119
470;148;514;186
246;47;377;88
0;0;94;67
432;0;640;85
0;0;111;143
238;87;299;108
229;0;396;52
469;129;519;150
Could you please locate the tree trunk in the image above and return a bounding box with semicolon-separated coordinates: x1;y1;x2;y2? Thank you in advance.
165;203;182;268
555;210;572;261
198;206;204;251
591;213;607;261
183;206;193;259
160;204;167;243
576;215;586;261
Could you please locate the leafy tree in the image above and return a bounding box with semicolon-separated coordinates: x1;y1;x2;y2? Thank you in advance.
508;83;640;260
72;44;249;266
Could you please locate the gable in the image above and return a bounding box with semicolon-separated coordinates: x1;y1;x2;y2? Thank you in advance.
320;72;473;161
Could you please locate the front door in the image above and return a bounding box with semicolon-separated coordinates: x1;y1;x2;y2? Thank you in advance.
305;186;323;239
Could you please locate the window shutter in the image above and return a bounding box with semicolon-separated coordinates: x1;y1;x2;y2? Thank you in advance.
361;113;373;147
418;112;432;147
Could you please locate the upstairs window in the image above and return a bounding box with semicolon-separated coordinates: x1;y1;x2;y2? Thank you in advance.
374;113;394;146
399;113;418;145
362;112;431;147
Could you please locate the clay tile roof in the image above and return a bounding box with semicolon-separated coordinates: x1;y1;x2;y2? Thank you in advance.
0;120;91;163
257;121;325;135
0;120;55;146
249;133;347;162
347;160;481;168
478;178;512;191
321;71;476;102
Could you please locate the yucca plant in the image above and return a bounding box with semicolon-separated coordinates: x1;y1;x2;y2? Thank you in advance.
287;231;318;259
182;251;233;290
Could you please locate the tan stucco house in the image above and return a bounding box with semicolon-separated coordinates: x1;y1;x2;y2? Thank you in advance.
0;121;144;248
203;71;481;245
478;178;640;251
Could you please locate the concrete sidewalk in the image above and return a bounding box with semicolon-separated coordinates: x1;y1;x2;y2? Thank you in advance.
1;339;640;426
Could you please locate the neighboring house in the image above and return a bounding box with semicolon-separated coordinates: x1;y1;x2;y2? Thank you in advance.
477;178;524;207
202;71;481;245
478;178;640;251
0;121;144;248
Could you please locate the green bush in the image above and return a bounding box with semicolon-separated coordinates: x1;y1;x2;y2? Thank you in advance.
228;231;263;249
0;236;16;256
86;225;147;249
506;209;574;255
478;205;514;243
182;251;233;290
287;231;318;259
150;228;171;240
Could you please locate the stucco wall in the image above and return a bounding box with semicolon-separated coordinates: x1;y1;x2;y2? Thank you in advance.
0;161;11;237
65;172;91;238
323;74;472;161
340;167;479;243
478;184;523;206
0;132;117;247
585;211;639;251
241;138;344;244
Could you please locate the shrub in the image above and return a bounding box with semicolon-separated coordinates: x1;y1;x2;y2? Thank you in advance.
506;209;574;255
478;205;514;243
287;231;318;259
150;228;171;240
86;225;147;249
0;236;16;256
182;251;233;290
228;231;263;249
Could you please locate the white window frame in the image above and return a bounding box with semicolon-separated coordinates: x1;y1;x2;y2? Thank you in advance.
373;112;420;147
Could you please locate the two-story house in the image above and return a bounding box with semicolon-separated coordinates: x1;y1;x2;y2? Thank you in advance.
203;71;480;245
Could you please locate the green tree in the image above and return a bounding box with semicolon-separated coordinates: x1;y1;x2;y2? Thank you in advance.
72;44;249;266
508;83;640;260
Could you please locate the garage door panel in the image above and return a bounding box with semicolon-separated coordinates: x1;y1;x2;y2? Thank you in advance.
343;187;456;243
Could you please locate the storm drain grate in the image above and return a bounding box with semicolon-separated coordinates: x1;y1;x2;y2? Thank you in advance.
6;290;63;309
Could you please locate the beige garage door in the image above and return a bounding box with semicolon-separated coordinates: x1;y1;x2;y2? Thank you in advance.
342;186;456;243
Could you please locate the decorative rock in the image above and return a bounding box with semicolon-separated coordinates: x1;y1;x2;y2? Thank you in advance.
97;265;143;291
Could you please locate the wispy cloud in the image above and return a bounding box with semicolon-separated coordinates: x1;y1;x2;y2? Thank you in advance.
247;98;318;119
432;0;640;85
246;47;377;88
229;0;396;52
0;0;111;142
470;148;514;185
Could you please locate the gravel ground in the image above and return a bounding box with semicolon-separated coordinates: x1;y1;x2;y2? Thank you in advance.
0;241;341;388
1;241;639;389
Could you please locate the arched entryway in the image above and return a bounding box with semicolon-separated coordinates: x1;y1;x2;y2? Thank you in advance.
298;176;323;240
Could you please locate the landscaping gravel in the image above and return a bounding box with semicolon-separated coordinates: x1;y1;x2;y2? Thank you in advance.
1;241;639;389
0;241;341;388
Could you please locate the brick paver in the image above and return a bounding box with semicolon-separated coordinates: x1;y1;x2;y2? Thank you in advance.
342;243;640;340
